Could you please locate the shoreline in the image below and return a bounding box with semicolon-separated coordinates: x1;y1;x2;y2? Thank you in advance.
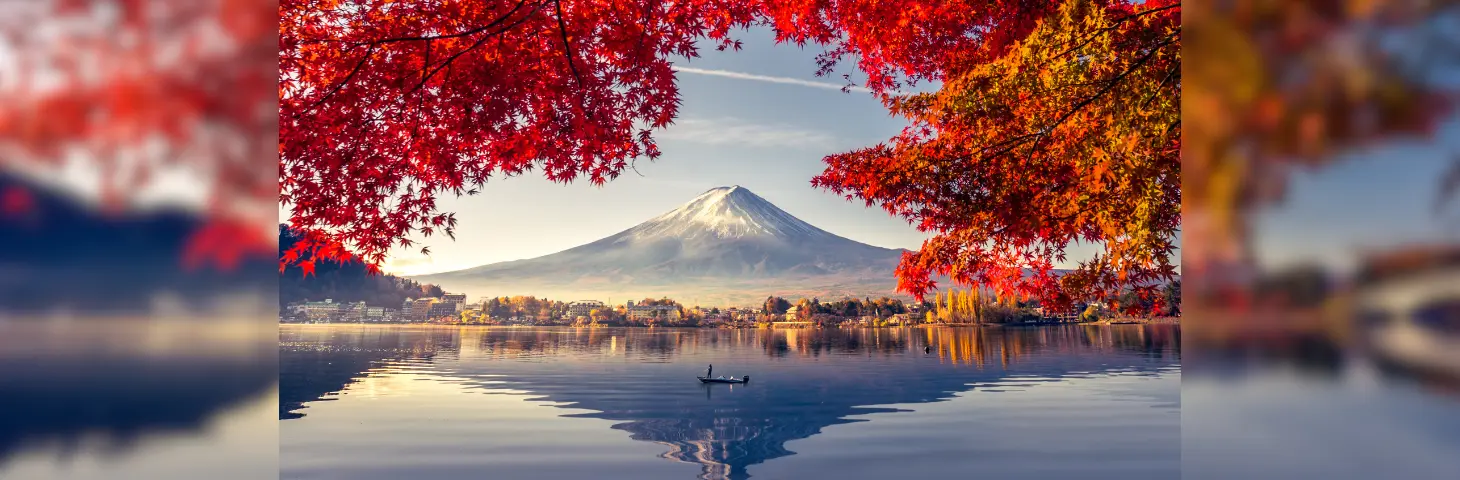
280;319;1179;328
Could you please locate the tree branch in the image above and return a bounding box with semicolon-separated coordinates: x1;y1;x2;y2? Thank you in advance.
408;0;548;95
296;0;540;116
299;44;376;116
299;0;531;46
1050;4;1180;60
554;0;585;89
1027;34;1177;160
1139;63;1179;110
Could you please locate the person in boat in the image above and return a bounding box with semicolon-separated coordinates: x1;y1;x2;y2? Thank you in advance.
706;364;713;378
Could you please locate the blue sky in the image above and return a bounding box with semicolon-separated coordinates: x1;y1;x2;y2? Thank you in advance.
382;29;943;276
331;26;1458;280
1253;117;1460;275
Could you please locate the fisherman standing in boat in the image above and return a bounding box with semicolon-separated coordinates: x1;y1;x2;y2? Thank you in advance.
706;364;713;378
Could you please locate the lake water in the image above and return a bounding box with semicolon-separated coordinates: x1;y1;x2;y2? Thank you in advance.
0;319;278;480
280;325;1180;480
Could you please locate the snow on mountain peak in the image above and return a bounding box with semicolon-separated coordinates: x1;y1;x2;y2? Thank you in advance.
627;186;829;241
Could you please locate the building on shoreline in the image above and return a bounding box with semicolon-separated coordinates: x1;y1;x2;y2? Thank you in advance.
442;294;468;312
567;300;606;319
427;301;457;319
626;300;681;322
406;297;438;321
296;299;339;321
282;299;395;323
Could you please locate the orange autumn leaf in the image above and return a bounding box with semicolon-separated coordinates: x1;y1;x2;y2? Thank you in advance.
813;0;1180;308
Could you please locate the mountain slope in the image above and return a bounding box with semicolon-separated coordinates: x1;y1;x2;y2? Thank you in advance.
417;186;909;304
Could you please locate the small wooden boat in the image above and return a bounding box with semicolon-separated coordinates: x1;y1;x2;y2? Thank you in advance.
697;375;750;384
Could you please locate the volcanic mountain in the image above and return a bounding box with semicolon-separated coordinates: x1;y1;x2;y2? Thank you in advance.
416;186;910;304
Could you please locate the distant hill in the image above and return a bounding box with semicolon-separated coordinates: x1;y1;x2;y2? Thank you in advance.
279;225;445;308
0;172;274;314
417;186;924;305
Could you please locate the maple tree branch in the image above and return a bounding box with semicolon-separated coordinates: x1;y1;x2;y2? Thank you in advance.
412;39;431;143
1028;34;1176;159
1140;63;1179;110
297;44;376;117
300;0;531;46
297;0;541;117
1159;118;1180;143
422;38;431;84
409;29;493;95
408;0;548;95
968;132;1043;162
973;195;1091;239
1050;4;1179;60
636;0;656;60
1107;3;1180;25
553;0;585;89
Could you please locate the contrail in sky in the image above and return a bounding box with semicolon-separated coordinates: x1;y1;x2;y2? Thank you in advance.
673;66;873;93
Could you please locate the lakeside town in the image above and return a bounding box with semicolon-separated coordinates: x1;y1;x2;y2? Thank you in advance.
280;284;1180;328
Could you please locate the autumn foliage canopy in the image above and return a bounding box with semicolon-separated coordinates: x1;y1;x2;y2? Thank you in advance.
7;1;1456;316
807;0;1180;309
0;0;277;270
277;0;1181;309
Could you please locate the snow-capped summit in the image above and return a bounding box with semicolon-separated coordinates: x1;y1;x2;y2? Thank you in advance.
626;186;833;242
418;185;908;304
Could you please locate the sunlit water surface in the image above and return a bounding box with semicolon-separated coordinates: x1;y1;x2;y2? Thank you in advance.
281;325;1180;480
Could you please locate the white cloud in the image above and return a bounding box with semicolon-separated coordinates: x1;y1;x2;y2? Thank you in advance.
656;117;838;150
674;66;873;93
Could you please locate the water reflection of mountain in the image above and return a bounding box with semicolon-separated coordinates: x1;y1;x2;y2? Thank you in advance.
281;326;1179;480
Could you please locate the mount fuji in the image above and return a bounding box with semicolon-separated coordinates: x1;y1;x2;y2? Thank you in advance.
415;186;912;304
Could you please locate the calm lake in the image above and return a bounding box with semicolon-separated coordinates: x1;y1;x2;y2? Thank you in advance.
280;325;1180;480
0;319;278;480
